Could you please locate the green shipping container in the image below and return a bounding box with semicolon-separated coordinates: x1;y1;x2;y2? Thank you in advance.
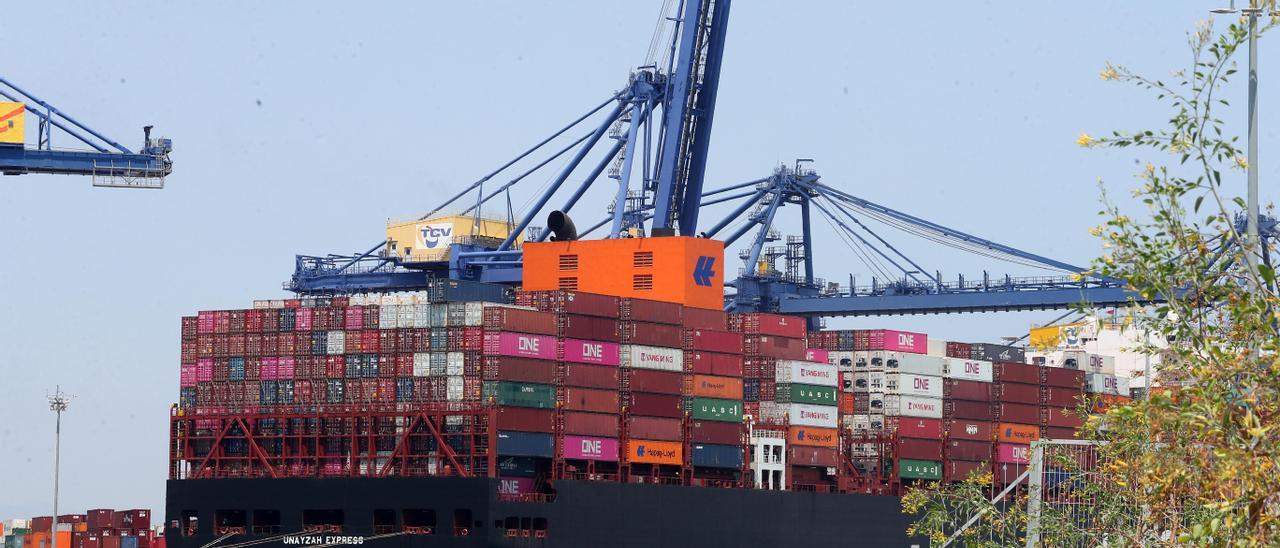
689;396;742;423
776;383;838;405
497;381;556;409
898;458;943;480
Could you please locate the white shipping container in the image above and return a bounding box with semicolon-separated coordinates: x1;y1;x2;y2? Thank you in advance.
927;339;948;358
875;352;945;376
1086;373;1129;395
396;305;414;328
868;391;886;413
943;358;994;382
756;401;787;423
380;304;399;329
327;331;345;355
883;395;944;419
464;302;485;326
447;352;466;376
787;403;838;428
853;372;870;393
413;304;432;328
269;299;286;308
831;351;855;371
775;360;839;386
868;371;885;391
1086;354;1117;375
447;376;465;402
885;373;944;398
413;353;431;377
854;351;871;369
620;345;684;372
867;413;886;431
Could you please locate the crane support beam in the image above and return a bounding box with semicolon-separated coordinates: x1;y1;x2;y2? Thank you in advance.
0;146;169;177
779;286;1149;317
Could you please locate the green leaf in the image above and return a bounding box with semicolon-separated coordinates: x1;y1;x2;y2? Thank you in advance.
1194;196;1204;213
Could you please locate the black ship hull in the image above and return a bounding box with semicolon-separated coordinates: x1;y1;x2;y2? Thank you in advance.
166;477;921;547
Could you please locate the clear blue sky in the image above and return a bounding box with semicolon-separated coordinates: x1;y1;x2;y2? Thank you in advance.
1;1;1275;520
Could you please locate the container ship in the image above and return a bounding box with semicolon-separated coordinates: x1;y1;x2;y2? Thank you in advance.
164;236;1134;547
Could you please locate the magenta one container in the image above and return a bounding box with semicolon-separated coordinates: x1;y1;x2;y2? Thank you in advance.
562;435;619;461
197;359;214;382
261;357;278;380
868;329;928;353
996;443;1031;464
805;348;829;363
483;332;558;360
180;364;196;387
561;338;621;366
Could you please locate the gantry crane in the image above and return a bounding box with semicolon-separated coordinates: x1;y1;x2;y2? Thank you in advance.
0;77;172;188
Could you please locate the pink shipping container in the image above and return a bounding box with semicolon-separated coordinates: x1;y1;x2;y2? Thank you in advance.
626;416;682;441
261;357;278;380
563;411;619;437
179;365;196;387
685;351;744;377
561;338;621;366
685;329;744;354
805;348;829;363
196;359;213;382
866;329;927;354
562;435;619;461
483;332;557;360
996;443;1031;464
498;476;536;496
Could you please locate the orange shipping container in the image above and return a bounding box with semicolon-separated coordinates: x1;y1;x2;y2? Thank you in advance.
690;374;743;399
996;422;1040;444
522;236;725;310
788;426;839;448
838;392;855;414
628;439;683;465
24;532;71;548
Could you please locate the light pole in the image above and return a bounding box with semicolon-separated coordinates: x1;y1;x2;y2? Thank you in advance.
1211;1;1274;283
48;387;71;548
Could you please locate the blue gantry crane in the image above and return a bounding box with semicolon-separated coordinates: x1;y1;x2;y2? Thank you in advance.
0;76;172;187
286;0;1262;318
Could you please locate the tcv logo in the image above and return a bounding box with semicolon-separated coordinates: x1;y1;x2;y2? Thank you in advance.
418;223;453;249
691;256;716;287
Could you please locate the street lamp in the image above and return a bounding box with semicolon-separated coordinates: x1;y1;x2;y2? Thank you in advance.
1210;1;1277;284
47;387;71;548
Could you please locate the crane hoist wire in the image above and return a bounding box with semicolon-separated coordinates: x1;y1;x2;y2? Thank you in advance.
812;201;894;281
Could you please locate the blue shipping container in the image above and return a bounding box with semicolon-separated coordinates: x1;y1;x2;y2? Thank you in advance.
427;278;511;304
692;443;743;469
229;357;246;381
497;431;554;458
396;379;414;402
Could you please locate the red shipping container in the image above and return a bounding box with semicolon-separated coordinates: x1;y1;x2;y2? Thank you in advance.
494;357;558;385
897;438;943;460
627;416;682;441
733;313;807;338
945;341;972;359
562;363;619;389
945;459;988;483
621;298;683;325
946;439;994;461
743;335;807;360
946;419;994;442
1043;406;1084;428
1042;387;1083;407
619;322;683;347
946;400;994;421
482;307;559;336
887;417;943;440
995;382;1040;404
682;307;728;330
626;392;682;418
790;446;838;467
181;316;198;339
1042;366;1085;388
943;379;993;402
563;411;619;438
1042;426;1078;440
995;362;1039;384
112;510;150;530
624;369;682;394
560;315;620;342
87;509;114;530
563;387;619;413
691;420;742;444
685;351;744;377
684;329;744;354
993;402;1040;423
496;407;555;433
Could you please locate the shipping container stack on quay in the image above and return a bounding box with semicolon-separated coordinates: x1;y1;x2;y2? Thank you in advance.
1;512;162;548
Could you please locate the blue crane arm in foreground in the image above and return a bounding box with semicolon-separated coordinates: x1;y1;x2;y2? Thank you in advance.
0;77;171;181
